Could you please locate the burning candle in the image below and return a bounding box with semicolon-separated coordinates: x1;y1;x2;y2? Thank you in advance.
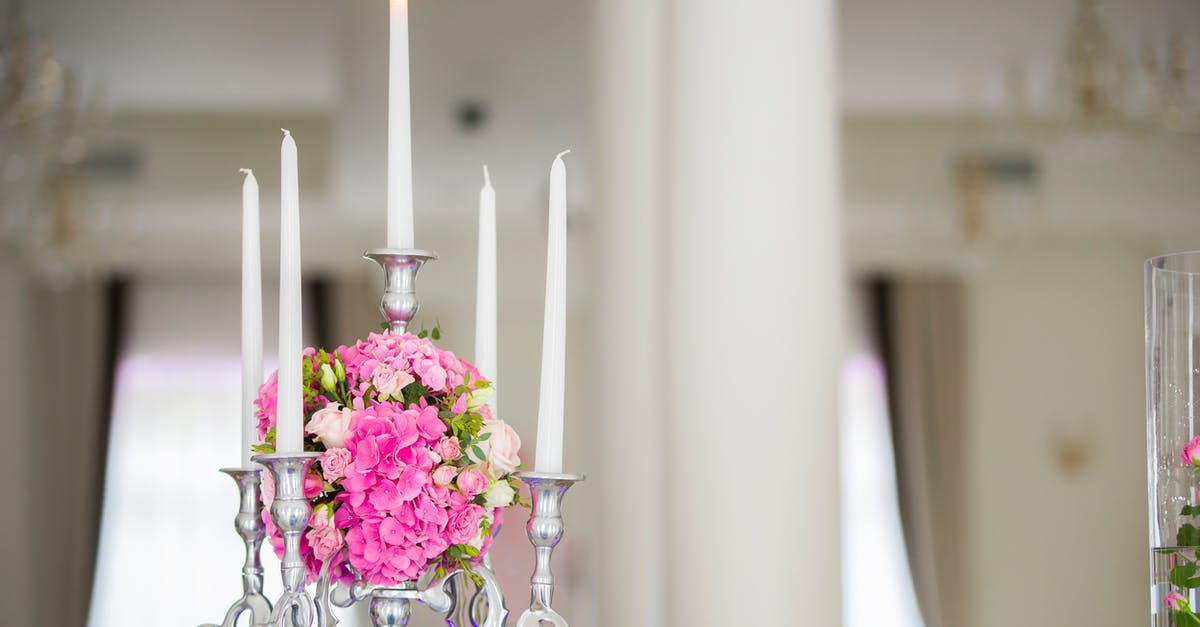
535;151;569;473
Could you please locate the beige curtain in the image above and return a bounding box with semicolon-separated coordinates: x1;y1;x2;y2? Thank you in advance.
884;277;967;627
26;275;122;627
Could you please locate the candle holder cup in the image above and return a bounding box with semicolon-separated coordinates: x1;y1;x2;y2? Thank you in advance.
200;467;273;627
253;452;322;627
363;248;438;335
514;471;584;627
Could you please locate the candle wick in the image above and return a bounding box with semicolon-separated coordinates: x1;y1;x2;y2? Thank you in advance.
482;164;492;187
556;149;572;160
281;128;292;137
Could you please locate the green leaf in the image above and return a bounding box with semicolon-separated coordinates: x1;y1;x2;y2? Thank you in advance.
1175;608;1200;627
1174;563;1200;588
401;381;429;406
477;432;492;442
471;445;486;462
1180;524;1200;547
379;320;390;331
1184;505;1200;517
431;323;441;341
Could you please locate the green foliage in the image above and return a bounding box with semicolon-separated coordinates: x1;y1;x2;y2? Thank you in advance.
1184;505;1200;517
416;321;442;340
401;381;430;406
1174;562;1200;589
1180;523;1200;547
1174;609;1200;627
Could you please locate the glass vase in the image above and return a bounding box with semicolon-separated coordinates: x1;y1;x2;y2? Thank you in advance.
1147;252;1200;626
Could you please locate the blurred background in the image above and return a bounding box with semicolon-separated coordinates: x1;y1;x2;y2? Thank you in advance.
0;0;1198;625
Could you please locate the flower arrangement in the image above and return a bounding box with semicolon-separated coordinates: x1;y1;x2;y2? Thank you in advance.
253;329;524;587
1163;438;1200;625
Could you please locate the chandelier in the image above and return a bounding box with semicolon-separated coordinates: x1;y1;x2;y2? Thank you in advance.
0;2;93;255
1055;0;1197;132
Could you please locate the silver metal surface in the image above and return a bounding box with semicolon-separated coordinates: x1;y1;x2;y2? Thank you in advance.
433;564;508;627
362;248;438;335
253;452;321;627
201;468;273;627
314;557;339;627
513;472;584;627
369;584;419;626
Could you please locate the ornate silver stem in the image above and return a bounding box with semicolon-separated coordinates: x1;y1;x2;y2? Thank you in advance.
369;583;418;626
363;248;438;335
253;452;321;627
514;472;584;627
201;468;273;627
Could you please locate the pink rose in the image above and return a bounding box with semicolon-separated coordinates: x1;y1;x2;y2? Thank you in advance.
456;467;488;497
306;402;353;448
446;504;485;544
321;448;352;482
1167;590;1188;610
434;437;461;462
254;372;280;438
260;470;275;507
477;419;522;479
372;364;415;399
1185;436;1200;467
432;465;458;486
306;525;345;561
305;473;325;498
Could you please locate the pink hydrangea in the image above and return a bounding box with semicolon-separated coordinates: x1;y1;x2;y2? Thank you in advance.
255;371;278;438
257;331;517;587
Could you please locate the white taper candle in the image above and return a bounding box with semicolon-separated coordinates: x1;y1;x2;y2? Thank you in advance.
240;168;263;466
276;130;304;453
387;0;415;248
475;165;498;414
535;151;569;473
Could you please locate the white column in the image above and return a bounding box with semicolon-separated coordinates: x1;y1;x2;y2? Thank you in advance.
664;1;841;625
592;0;667;624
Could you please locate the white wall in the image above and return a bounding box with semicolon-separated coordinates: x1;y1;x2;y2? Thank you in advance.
963;237;1149;625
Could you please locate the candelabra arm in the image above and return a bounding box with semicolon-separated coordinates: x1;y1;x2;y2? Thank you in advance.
253;452;321;627
425;563;508;627
514;472;584;627
363;249;437;335
314;557;340;627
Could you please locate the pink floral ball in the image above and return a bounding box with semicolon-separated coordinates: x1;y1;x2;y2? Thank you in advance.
254;331;522;586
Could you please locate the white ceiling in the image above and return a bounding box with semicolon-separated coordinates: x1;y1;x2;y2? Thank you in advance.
17;0;1200;255
841;0;1200;113
28;0;1200;115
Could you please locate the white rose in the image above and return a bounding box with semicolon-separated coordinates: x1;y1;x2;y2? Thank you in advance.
305;403;353;448
482;480;516;509
477;419;522;479
466;386;495;411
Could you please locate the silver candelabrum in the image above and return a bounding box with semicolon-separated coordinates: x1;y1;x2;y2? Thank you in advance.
204;248;585;627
